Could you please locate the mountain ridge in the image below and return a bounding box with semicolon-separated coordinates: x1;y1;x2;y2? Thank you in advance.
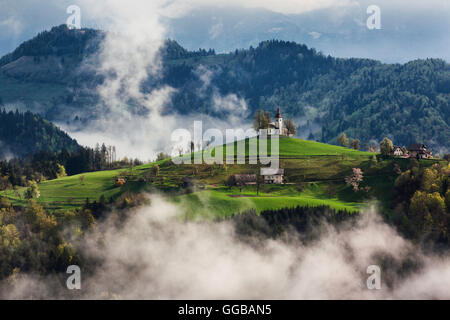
0;25;449;153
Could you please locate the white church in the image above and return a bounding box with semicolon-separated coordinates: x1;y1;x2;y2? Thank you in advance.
258;108;290;136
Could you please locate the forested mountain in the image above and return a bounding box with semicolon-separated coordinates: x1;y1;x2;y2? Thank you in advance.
0;25;449;152
0;109;79;158
0;26;102;67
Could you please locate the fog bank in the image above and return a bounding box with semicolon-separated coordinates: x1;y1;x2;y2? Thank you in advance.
3;196;450;299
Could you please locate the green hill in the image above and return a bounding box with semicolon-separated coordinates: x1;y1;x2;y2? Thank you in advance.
1;136;445;219
0;137;377;216
213;136;370;158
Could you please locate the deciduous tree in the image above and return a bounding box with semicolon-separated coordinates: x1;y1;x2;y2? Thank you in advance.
253;110;269;131
25;181;40;199
380;137;394;156
350;139;360;150
337;133;349;147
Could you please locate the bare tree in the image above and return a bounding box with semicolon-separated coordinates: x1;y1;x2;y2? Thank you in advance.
284;118;297;136
253;110;269;131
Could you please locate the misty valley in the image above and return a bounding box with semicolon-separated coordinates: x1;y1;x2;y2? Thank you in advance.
0;0;449;304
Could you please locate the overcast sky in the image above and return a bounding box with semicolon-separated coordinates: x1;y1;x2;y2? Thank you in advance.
0;0;449;62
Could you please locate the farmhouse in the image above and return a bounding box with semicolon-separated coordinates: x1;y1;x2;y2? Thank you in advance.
393;146;404;156
408;144;432;159
260;168;285;184
259;108;290;136
231;174;257;186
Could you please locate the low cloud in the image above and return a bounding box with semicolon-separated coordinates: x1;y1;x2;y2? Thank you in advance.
180;0;358;15
60;0;254;160
213;93;247;115
309;31;321;39
3;197;450;299
0;17;23;36
0;140;15;160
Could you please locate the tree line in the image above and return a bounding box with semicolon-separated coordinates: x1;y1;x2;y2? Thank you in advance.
0;143;142;191
0;109;79;159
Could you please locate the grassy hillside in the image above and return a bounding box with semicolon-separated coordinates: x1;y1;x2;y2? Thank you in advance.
0;137;379;217
1;134;445;219
174;184;363;219
0;73;67;106
213;136;370;158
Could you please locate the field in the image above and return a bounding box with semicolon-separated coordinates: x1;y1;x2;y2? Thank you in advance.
210;136;371;159
0;137;399;218
173;184;363;219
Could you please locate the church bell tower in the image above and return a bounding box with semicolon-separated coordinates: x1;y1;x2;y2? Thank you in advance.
275;107;283;133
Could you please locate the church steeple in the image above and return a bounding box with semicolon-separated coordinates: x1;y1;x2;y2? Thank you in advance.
275;107;282;119
275;107;283;133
